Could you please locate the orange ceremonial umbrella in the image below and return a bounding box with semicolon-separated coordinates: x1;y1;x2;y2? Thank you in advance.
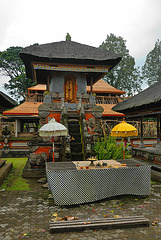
111;119;138;159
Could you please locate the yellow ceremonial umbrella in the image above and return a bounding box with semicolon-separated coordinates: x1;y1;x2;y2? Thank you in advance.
111;119;138;159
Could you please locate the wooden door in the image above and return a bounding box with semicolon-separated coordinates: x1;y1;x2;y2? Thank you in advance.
64;76;76;103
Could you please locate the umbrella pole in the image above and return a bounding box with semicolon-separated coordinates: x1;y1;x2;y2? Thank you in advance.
52;137;55;162
123;137;125;159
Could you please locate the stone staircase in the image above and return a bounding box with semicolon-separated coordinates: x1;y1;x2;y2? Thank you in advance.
68;114;85;161
0;159;13;186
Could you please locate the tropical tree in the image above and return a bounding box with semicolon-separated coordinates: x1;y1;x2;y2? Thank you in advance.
100;34;143;96
0;46;34;100
142;39;161;86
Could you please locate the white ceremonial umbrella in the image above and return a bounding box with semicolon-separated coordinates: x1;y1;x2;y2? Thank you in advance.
39;118;68;161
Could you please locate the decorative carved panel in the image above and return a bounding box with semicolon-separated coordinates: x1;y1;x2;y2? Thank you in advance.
64;75;76;103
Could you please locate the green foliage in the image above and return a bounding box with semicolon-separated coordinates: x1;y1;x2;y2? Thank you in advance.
92;135;129;160
45;91;50;95
0;46;35;100
0;158;30;191
100;34;143;96
142;39;161;86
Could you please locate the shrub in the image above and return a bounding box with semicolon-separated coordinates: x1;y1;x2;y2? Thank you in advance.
92;135;129;160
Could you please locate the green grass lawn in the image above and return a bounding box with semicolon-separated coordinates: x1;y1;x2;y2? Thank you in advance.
0;158;30;191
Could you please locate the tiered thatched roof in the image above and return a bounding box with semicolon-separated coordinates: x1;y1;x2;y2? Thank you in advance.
20;40;121;80
20;41;120;63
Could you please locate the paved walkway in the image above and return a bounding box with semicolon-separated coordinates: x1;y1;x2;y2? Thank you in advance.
0;179;161;240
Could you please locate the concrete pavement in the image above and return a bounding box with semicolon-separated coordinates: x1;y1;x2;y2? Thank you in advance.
0;178;161;240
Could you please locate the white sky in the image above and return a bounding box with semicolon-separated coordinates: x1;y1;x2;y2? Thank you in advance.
0;0;161;94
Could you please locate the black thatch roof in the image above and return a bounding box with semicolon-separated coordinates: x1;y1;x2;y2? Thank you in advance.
20;40;121;79
0;91;17;113
20;40;120;62
112;81;161;114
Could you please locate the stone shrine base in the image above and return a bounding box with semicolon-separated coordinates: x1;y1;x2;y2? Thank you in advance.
22;159;46;178
132;147;161;166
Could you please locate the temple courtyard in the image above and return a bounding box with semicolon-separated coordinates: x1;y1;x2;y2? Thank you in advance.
0;174;161;239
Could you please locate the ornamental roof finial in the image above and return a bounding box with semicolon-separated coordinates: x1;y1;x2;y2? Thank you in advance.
66;33;71;41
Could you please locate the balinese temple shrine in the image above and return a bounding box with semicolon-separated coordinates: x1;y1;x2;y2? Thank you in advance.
1;36;123;166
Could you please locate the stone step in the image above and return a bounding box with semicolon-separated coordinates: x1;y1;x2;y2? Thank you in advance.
69;124;80;134
70;133;81;143
0;159;7;168
68;119;79;124
0;162;13;186
49;216;149;233
71;143;82;152
71;153;84;161
68;114;79;119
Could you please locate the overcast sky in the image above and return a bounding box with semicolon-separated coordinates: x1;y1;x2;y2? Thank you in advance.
0;0;161;94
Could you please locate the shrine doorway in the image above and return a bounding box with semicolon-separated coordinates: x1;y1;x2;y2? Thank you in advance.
64;75;76;103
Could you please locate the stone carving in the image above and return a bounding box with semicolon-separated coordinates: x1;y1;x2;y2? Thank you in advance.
76;93;81;98
38;110;50;118
80;116;91;158
61;106;68;119
2;126;11;137
89;94;96;104
86;117;95;130
94;120;102;133
38;103;52;111
51;103;62;110
82;93;89;99
2;126;11;153
80;105;85;115
28;133;43;146
58;93;64;98
82;93;89;103
41;152;48;162
77;98;82;110
92;105;104;118
44;94;52;103
28;152;48;166
61;97;65;109
85;134;91;156
51;91;58;99
65;135;71;154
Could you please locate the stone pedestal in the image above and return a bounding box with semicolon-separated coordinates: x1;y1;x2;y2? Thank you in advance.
139;141;145;148
155;142;161;149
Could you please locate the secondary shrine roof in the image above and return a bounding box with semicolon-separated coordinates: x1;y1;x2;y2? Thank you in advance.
3;102;42;116
97;104;125;117
3;102;124;118
28;79;125;95
87;79;125;95
28;84;47;91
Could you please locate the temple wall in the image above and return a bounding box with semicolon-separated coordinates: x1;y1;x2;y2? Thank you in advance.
50;72;87;94
76;75;87;94
50;75;64;93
